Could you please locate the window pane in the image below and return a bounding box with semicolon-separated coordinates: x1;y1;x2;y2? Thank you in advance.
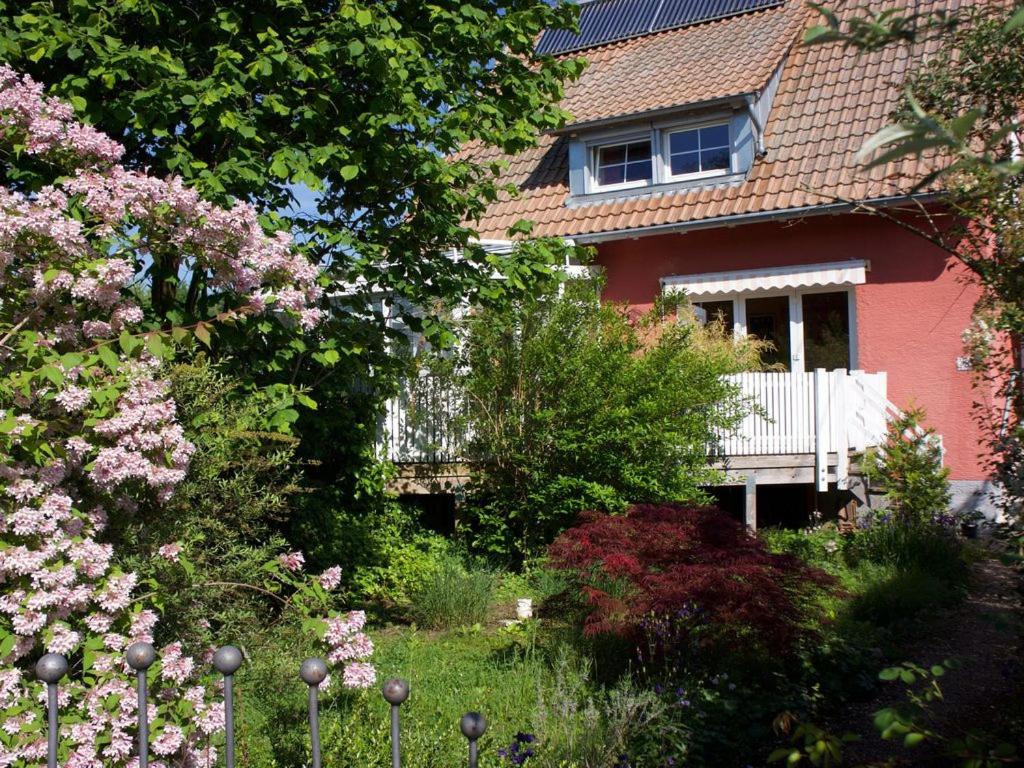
802;292;850;371
701;146;730;171
700;124;729;148
746;295;791;371
696;300;733;331
670;151;700;175
598;164;625;186
670;130;699;154
626;141;651;161
598;144;626;165
625;159;652;182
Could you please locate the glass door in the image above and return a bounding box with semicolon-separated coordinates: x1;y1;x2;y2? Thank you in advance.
802;291;851;371
745;295;791;370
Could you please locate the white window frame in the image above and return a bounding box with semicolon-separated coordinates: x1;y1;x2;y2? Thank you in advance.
689;287;858;373
661;119;733;182
587;134;655;193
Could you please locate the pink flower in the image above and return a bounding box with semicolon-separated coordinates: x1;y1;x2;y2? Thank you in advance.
46;624;80;655
151;725;184;756
318;566;342;591
278;550;305;572
342;662;376;689
0;66;330;768
159;642;194;685
157;543;181;562
54;385;90;413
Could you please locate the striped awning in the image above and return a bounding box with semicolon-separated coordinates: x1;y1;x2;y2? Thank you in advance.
661;260;868;297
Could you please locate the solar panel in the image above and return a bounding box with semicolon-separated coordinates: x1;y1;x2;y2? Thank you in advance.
535;0;784;56
651;0;780;31
536;0;659;55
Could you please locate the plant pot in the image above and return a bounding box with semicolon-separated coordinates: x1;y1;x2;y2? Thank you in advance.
516;597;533;620
960;521;979;539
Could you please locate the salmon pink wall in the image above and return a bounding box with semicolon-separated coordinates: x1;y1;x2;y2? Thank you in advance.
595;214;989;480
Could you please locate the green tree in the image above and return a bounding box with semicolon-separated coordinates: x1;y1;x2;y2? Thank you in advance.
432;278;761;559
0;1;591;559
870;407;951;523
0;0;585;329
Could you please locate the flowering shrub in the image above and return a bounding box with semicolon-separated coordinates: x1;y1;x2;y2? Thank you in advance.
0;66;371;767
548;504;835;654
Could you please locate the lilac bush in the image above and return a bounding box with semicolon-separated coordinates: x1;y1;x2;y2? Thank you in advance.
0;67;372;767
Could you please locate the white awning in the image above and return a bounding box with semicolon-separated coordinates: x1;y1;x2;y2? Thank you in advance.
661;260;868;298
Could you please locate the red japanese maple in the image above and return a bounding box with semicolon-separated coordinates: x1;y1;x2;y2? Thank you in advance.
548;503;834;654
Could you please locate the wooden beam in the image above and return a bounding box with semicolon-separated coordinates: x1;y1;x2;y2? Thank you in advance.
745;474;757;531
813;368;828;492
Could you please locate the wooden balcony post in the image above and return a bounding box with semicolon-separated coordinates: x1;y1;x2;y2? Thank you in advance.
835;369;850;490
813;368;828;492
744;474;757;531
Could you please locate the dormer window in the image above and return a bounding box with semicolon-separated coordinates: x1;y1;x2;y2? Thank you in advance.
571;109;752;200
665;123;731;179
593;139;653;189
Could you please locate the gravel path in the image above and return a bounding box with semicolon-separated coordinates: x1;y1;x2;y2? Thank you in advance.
830;553;1023;767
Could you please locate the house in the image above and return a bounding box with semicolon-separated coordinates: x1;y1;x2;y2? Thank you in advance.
384;0;1001;525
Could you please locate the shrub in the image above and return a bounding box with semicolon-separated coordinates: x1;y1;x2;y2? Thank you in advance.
409;558;497;629
299;497;454;608
850;570;965;626
851;518;965;578
529;648;666;768
114;358;302;648
437;277;762;560
494;559;573;608
548;503;835;654
760;526;849;568
869;408;951;523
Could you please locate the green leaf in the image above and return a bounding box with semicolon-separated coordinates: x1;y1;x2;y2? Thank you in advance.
903;732;925;748
146;334;167;360
41;365;64;387
295;392;318;410
1004;6;1024;32
193;322;212;347
97;344;120;372
768;748;796;763
856;124;918;162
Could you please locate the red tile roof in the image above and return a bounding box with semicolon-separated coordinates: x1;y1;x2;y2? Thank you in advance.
466;0;957;240
560;1;807;126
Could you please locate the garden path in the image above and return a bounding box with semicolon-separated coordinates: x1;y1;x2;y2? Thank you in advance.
832;553;1023;766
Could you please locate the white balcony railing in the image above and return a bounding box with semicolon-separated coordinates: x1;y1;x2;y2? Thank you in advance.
712;369;891;456
381;368;898;489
